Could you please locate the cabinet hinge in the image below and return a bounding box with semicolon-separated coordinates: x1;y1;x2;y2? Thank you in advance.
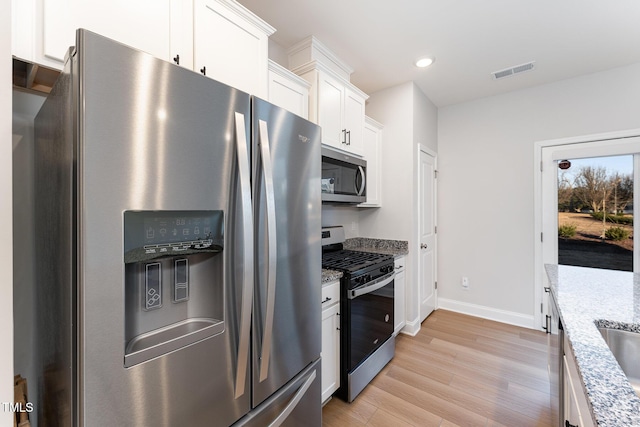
435;281;437;290
540;161;543;172
541;303;544;313
541;232;543;242
434;170;438;179
434;226;437;234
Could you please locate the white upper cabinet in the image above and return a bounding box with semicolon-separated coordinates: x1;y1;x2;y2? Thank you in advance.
267;60;310;119
288;36;368;157
194;0;274;97
13;0;188;69
317;70;346;149
13;0;275;97
344;87;365;155
359;116;383;208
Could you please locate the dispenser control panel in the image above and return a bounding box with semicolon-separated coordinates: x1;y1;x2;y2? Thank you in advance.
124;210;223;263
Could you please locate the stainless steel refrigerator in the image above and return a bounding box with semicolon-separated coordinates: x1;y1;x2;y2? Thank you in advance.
34;29;321;427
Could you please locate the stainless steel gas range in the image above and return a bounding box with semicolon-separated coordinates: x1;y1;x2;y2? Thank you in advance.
321;226;395;402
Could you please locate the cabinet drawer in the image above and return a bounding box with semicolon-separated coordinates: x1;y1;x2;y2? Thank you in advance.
321;281;340;308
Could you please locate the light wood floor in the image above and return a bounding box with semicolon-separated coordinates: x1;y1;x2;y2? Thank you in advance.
322;309;552;427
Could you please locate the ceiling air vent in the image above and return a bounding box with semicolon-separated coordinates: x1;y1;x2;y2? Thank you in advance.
492;61;536;80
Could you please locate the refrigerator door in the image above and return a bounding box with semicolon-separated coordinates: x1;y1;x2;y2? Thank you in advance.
251;98;322;407
62;30;251;426
234;359;321;427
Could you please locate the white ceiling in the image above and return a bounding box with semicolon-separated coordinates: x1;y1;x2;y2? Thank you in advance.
237;0;640;107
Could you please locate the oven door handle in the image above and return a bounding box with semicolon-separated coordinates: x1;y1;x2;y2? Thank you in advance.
349;271;395;299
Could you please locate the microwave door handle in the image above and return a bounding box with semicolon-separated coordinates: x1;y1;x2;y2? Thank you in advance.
348;271;395;299
258;119;278;383
233;112;253;399
356;166;366;196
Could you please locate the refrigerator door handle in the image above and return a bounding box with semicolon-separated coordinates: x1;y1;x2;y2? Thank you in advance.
258;119;278;383
267;369;317;427
234;111;253;399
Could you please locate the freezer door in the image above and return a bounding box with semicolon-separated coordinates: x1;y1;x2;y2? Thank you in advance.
234;359;321;427
60;30;252;426
251;98;322;407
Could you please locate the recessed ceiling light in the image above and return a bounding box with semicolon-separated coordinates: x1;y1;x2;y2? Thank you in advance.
415;57;435;68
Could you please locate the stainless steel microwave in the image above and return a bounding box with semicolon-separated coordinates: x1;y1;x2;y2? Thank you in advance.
321;147;366;203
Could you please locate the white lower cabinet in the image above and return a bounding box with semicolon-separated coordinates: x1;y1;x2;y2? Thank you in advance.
393;256;406;335
321;280;340;403
563;336;594;427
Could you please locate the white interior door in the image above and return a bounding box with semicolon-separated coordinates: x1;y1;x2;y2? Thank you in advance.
419;148;436;321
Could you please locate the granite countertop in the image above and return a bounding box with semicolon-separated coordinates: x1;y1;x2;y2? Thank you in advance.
545;264;640;426
321;237;408;284
321;269;342;284
343;237;409;257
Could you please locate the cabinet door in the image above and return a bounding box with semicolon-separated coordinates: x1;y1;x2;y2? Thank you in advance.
393;258;406;335
344;88;365;156
563;359;584;427
194;0;272;97
317;71;345;150
268;64;309;119
359;118;382;207
321;303;340;403
39;0;177;66
563;349;594;427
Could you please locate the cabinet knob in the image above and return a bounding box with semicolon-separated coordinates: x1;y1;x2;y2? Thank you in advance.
565;421;578;427
173;54;180;65
321;296;332;304
342;129;347;144
346;130;351;145
200;66;207;76
420;243;428;249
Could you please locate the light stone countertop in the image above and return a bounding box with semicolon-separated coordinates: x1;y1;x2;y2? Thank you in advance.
321;237;408;285
545;264;640;426
343;237;409;257
321;269;342;284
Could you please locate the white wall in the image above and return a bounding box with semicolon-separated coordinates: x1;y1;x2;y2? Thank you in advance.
2;0;14;423
360;81;437;332
413;83;438;154
360;82;414;240
438;62;640;327
322;205;360;238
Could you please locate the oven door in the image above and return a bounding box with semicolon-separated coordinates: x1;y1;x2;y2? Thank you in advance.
346;272;394;371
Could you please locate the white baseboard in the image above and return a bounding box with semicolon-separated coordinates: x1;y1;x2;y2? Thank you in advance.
399;317;420;336
436;298;537;330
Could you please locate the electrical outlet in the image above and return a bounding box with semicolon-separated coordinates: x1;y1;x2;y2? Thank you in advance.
461;277;469;289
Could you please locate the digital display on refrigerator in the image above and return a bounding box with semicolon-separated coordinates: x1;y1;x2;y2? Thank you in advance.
123;210;224;263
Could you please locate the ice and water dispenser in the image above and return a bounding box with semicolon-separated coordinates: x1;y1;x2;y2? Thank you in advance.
123;211;224;367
